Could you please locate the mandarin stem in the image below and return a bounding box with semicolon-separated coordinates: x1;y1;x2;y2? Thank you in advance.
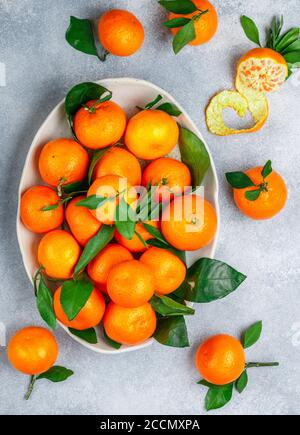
25;375;37;400
246;362;279;368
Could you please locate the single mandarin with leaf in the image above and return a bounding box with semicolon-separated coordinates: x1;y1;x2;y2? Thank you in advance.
115;220;160;253
196;334;246;385
104;302;157;345
53;286;105;330
37;229;81;279
66;196;102;246
125;109;179;160
74;100;126;150
233;166;287;220
140;247;186;295
38;138;89;187
237;47;288;94
107;259;155;308
142;157;192;202
87;174;137;224
20;185;64;234
169;0;218;46
93;146;142;186
161;194;217;251
87;243;133;294
98;9;144;57
7;327;58;375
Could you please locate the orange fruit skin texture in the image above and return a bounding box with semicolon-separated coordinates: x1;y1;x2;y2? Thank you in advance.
107;259;155;308
140;247;186;295
87;175;136;224
125;110;179;160
54;286;106;330
7;327;58;375
38;229;81;279
98;9;144;57
115;220;160;253
233;166;288;220
142;157;192;202
237;48;288;93
93;146;142;187
196;334;246;385
74;100;126;150
38;138;89;186
66;196;102;246
170;0;218;46
20;185;64;233
161;194;217;251
104;302;157;345
87;243;133;294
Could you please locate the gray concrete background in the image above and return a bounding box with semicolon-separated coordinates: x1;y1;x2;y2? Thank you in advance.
0;0;299;415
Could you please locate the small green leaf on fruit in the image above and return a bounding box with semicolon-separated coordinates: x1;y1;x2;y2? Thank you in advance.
243;320;263;349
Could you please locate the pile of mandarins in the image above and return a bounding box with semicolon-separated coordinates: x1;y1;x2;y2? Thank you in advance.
20;95;217;347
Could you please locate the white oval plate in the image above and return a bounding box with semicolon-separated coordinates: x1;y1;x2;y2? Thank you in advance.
17;77;220;354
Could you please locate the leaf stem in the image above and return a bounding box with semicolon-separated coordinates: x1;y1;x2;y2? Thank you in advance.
25;375;37;400
246;362;279;368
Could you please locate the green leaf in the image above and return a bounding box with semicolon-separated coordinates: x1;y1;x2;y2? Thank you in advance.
88;147;111;184
66;16;98;57
282;39;300;54
36;275;57;330
275;28;300;53
163;17;191;28
177;258;246;303
235;370;248;394
154;316;189;347
141;222;168;245
205;383;233;411
145;94;163;109
243;320;262;349
115;198;136;240
147;239;186;263
37;366;74;382
156;102;182;116
284;51;300;65
240;16;261;47
62;179;89;194
69;327;97;344
179;127;210;187
41;203;60;211
103;328;122;349
60;273;94;321
74;225;115;277
159;0;198;14
65;82;112;136
225;171;256;189
150;295;194;317
245;189;261;201
173;20;196;54
76;194;112;210
261;160;272;179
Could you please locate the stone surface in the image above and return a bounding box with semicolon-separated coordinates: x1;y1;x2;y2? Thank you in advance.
0;0;299;415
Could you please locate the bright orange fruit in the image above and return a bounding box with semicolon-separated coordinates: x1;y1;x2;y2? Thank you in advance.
115;220;160;253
